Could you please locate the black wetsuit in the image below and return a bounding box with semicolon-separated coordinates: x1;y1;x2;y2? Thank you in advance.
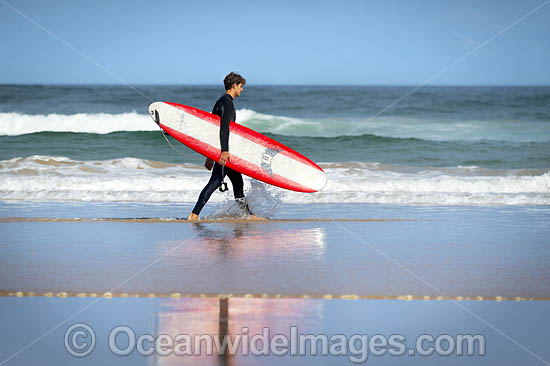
191;94;250;215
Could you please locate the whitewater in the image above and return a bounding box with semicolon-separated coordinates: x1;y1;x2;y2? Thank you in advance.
2;110;550;143
0;156;548;206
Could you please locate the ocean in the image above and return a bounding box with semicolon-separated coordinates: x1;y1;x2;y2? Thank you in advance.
1;84;549;206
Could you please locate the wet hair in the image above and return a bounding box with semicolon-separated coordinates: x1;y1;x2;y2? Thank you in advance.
224;72;246;90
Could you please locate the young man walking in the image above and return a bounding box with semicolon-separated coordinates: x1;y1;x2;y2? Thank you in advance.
188;72;252;220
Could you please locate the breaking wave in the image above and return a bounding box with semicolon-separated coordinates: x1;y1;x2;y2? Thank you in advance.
1;111;549;142
1;156;548;206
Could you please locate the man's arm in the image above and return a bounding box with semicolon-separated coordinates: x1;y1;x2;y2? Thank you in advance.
219;98;232;152
218;97;233;165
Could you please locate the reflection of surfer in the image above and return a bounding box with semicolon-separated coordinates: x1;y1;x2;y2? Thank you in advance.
191;222;248;256
188;72;255;220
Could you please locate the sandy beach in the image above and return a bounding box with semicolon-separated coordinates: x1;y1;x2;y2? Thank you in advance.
1;202;549;364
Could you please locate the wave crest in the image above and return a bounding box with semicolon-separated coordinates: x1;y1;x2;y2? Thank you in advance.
2;111;549;142
0;112;156;135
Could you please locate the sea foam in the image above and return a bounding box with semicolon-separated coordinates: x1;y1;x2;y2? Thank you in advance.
2;111;549;142
0;112;156;135
1;156;548;206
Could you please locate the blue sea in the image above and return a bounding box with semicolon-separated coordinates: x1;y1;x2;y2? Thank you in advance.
0;84;549;206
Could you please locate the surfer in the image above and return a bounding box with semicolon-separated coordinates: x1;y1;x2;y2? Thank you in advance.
188;72;255;220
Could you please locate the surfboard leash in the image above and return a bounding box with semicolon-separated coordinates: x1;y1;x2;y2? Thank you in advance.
152;108;228;190
160;128;188;157
152;109;189;158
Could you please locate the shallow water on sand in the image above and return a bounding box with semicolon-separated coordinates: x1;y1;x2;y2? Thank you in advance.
1;202;549;364
1;296;549;365
0;203;549;298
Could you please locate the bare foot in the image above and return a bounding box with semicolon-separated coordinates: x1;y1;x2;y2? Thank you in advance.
187;213;199;221
247;215;268;221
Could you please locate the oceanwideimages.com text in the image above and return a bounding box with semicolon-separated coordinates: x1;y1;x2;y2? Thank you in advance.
65;323;486;363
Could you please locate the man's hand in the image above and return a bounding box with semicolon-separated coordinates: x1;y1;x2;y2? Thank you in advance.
219;151;230;166
204;158;214;171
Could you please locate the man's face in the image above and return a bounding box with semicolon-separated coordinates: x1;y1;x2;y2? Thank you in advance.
233;83;244;97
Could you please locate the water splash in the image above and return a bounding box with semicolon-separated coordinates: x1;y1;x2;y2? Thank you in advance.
208;180;282;219
246;180;282;218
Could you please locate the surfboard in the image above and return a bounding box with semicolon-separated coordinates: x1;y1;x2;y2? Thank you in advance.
148;101;327;192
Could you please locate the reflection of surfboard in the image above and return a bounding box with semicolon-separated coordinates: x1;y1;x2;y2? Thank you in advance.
149;101;327;192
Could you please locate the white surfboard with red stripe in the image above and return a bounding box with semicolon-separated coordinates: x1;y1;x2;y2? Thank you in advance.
149;101;327;192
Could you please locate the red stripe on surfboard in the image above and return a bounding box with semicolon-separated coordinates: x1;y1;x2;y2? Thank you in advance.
160;123;316;193
164;102;323;172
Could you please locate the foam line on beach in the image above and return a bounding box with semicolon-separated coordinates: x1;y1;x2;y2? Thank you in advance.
0;290;546;302
0;217;416;223
2;155;548;205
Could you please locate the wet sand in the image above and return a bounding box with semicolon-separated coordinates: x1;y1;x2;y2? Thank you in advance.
1;204;549;298
1;202;549;365
0;217;414;223
1;296;549;365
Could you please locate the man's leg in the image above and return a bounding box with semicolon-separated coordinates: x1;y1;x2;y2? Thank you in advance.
190;163;224;218
226;168;252;215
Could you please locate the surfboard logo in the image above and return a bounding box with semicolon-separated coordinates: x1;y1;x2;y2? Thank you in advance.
260;147;280;177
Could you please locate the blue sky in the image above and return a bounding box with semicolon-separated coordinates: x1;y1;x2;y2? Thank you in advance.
1;0;549;85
